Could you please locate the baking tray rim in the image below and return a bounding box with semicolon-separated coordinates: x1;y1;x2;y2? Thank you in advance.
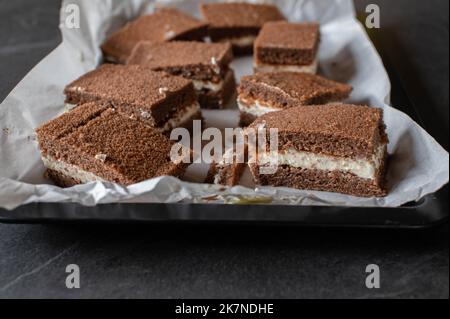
0;185;447;228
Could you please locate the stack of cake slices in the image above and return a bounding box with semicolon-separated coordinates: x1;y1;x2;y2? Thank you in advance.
254;21;320;74
207;104;389;197
246;104;389;197
238;72;353;126
201;2;286;55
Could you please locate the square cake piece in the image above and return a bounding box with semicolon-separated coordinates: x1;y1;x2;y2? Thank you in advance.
200;3;285;55
101;8;208;63
238;72;352;126
127;41;236;109
36;102;190;187
254;22;320;74
247;104;389;197
64;64;202;133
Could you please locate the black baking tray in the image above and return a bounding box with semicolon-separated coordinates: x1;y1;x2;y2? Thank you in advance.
0;69;448;227
0;186;447;228
0;23;448;228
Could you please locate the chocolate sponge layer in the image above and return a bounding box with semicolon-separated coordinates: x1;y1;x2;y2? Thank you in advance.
249;160;387;198
102;8;208;63
239;72;352;109
248;103;388;160
201;3;285;32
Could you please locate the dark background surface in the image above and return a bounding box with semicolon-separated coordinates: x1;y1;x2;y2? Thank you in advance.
0;0;448;298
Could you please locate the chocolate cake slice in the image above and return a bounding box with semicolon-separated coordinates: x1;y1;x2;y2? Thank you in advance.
238;72;352;126
205;147;247;187
36;102;190;187
64;64;202;133
101;8;208;63
200;3;285;55
127;41;236;109
255;22;320;74
247;104;389;197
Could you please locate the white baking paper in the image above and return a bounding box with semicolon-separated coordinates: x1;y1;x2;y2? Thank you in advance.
0;0;448;210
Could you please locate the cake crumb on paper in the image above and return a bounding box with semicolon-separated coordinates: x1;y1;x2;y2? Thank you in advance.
2;127;11;137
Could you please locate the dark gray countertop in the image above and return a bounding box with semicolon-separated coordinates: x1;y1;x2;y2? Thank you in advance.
0;0;448;299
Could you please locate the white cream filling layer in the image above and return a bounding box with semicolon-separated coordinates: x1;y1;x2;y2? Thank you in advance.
192;79;225;93
213;169;220;184
257;145;386;180
163;101;201;132
192;69;234;93
104;55;120;63
238;97;280;117
255;57;318;74
219;35;256;47
64;103;77;112
42;156;106;184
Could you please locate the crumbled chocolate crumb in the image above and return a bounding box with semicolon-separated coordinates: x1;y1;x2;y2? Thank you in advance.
27;134;37;142
202;194;220;201
159;87;169;95
164;30;176;40
140;110;152;119
95;153;107;162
